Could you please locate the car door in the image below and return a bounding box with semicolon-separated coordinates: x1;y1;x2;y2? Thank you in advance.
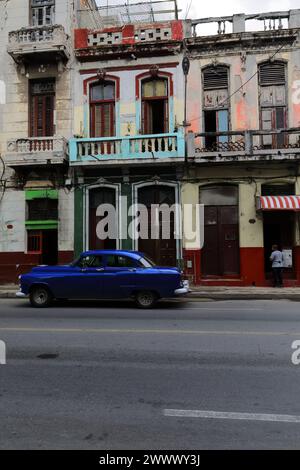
65;255;105;299
101;254;139;298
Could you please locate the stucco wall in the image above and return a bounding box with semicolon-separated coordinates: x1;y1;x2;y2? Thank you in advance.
73;58;184;138
0;0;75;257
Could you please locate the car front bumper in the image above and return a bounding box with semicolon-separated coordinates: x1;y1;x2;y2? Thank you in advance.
16;291;27;298
174;280;190;296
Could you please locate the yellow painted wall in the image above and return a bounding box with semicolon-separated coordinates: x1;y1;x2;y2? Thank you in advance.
239;183;264;248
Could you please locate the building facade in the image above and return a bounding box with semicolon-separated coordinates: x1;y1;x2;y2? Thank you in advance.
0;3;300;287
70;17;187;267
184;10;300;286
0;0;101;283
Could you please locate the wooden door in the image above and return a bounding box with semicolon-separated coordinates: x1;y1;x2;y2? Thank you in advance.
202;205;239;277
138;185;176;266
89;187;117;250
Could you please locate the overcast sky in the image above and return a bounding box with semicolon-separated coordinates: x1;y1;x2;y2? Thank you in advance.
178;0;299;19
96;0;299;32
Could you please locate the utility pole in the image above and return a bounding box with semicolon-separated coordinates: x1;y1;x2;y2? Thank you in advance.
182;53;190;163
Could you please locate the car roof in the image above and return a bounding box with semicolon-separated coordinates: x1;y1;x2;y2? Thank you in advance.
81;250;143;260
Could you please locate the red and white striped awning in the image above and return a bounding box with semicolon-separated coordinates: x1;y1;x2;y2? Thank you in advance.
258;196;300;211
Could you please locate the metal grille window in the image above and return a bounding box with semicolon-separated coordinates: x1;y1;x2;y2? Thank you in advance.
31;0;55;27
203;66;229;91
27;199;58;221
259;62;286;86
27;231;42;254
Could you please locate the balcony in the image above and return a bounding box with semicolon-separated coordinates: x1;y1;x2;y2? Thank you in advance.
187;128;300;162
7;25;70;64
5;137;67;167
69;132;185;166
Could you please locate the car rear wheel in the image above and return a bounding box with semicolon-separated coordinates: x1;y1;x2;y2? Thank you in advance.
135;291;158;309
29;286;53;308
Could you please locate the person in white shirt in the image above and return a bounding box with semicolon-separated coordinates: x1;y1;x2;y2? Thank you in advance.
270;245;283;288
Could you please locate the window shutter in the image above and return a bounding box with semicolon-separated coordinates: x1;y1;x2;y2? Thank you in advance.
259;62;286;86
203;66;229;91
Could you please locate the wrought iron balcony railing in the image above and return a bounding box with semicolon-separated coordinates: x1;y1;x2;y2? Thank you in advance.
187;128;300;161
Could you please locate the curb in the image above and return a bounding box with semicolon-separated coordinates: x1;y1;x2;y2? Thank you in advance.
1;292;300;301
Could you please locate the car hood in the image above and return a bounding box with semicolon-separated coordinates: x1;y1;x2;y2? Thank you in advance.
154;266;181;273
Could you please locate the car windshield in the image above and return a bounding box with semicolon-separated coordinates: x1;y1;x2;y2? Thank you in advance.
70;256;81;267
138;255;156;268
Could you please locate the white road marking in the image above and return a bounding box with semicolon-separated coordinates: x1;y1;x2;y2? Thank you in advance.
183;307;263;311
164;409;300;423
0;327;298;336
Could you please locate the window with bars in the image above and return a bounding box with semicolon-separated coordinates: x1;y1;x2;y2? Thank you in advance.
27;231;42;254
30;79;55;137
31;0;55;27
27;199;58;221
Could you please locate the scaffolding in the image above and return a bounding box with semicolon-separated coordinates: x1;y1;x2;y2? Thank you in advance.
96;0;180;27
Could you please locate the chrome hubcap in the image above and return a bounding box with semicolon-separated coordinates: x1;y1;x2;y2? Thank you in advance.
34;290;47;305
139;293;153;306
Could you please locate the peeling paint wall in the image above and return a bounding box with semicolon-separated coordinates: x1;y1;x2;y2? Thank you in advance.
187;48;299;133
0;0;75;260
74;58;185;138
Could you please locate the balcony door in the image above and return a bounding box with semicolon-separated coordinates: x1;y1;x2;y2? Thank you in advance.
31;0;55;27
141;78;169;134
30;79;55;138
90;81;115;138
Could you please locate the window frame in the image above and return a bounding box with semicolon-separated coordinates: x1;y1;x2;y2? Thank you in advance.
89;80;116;138
141;77;169;135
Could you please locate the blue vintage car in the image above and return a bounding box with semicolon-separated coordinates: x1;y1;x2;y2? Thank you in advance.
17;250;190;308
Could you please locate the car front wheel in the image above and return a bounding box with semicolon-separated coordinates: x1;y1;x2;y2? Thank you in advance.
29;286;53;308
135;291;158;309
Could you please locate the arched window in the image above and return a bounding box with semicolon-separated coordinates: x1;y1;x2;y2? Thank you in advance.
202;65;229;149
141;78;169;134
258;61;287;148
90;81;115;138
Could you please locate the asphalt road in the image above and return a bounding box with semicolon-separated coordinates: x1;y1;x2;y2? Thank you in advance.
0;298;300;450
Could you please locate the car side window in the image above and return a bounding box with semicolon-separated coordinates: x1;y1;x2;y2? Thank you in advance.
106;255;136;268
90;256;104;268
77;255;103;268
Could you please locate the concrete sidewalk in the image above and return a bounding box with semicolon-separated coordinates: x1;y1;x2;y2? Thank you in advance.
189;286;300;301
1;284;300;301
